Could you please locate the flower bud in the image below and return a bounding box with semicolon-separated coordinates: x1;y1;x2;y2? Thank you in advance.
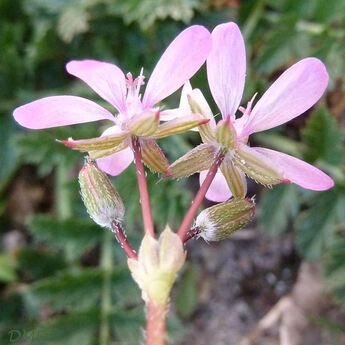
79;161;125;228
127;226;186;304
195;199;254;241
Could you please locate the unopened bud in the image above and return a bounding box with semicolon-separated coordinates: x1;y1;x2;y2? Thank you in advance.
129;110;160;136
128;226;186;304
195;199;254;241
79;161;125;228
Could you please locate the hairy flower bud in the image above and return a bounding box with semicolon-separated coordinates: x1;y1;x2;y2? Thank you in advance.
79;161;125;228
195;199;254;241
128;226;186;304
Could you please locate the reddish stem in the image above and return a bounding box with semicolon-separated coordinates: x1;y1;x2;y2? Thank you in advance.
131;136;155;237
183;227;201;243
177;151;225;241
111;221;138;260
145;300;167;345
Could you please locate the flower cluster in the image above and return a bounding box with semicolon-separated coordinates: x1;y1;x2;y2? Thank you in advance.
13;21;334;320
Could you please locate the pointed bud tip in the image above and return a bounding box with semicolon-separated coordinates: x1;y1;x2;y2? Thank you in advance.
200;118;210;125
61;140;75;148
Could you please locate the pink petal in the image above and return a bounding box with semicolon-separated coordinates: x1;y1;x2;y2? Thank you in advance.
66;60;127;113
143;25;212;108
243;58;329;136
97;146;133;176
13;96;115;129
207;22;246;118
252;147;334;191
200;171;232;202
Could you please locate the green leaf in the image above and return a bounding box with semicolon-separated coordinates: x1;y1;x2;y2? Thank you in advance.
107;0;203;29
296;189;339;259
325;230;345;310
32;308;99;345
176;264;200;319
260;184;299;235
27;215;102;259
0;254;18;283
302;106;343;165
28;267;131;312
18;247;66;281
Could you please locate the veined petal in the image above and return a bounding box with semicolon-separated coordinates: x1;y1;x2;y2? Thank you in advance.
13;96;115;129
200;171;232;202
207;22;246;118
140;138;169;174
96;146;133;176
167;143;216;178
66;60;127;113
252;147;334;191
154;114;210;139
143;25;212;108
243;58;329;135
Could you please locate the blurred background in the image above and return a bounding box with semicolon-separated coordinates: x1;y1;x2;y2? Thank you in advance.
1;0;345;344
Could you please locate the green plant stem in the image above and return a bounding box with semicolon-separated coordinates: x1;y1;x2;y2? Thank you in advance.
145;300;167;345
55;156;72;220
55;156;76;262
100;230;113;345
242;0;265;41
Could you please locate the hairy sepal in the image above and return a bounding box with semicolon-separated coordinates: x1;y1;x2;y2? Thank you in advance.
233;144;283;185
196;198;254;241
167;143;216;178
220;154;246;199
129;110;160;137
61;131;128;152
140;138;169;174
154;114;209;139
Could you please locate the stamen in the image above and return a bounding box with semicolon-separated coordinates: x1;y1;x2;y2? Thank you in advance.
135;67;145;98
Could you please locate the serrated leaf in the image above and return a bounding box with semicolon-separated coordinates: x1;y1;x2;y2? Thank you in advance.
18;247;66;280
296;189;339;259
260;184;299;235
176;264;199;319
0;254;18;283
32;308;99;345
107;0;203;29
27;215;102;259
27;267;131;312
325;230;345;310
302;106;343;165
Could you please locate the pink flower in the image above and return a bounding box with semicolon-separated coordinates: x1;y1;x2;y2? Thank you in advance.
169;22;334;202
13;26;212;176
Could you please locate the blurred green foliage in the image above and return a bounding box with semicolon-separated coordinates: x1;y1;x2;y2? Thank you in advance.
1;0;345;344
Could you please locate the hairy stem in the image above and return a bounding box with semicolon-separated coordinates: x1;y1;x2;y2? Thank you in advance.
177;151;225;241
111;221;137;259
100;231;113;345
183;227;201;243
145;300;167;345
131;136;155;237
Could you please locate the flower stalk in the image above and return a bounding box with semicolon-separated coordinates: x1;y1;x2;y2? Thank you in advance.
145;300;167;345
177;150;225;241
111;221;137;260
132;136;155;237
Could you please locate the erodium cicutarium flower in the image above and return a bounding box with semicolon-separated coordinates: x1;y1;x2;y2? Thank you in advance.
13;26;212;176
168;22;334;201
